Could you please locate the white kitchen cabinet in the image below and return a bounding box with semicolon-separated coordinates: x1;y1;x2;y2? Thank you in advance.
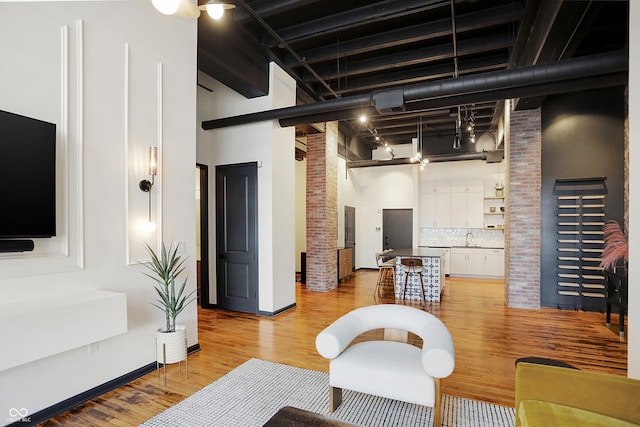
422;179;450;194
420;192;451;228
450;191;483;228
484;249;505;276
450;179;483;193
450;248;484;275
450;248;504;277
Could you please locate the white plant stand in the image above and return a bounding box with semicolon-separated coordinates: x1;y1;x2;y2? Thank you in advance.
156;325;188;386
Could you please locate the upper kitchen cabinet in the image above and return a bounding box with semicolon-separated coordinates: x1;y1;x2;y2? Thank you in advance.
420;191;451;228
450;179;484;228
420;180;451;228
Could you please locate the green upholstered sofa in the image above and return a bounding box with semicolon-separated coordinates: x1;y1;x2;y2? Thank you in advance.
516;362;640;426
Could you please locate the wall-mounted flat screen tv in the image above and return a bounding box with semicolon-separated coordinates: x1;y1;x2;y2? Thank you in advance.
0;110;56;238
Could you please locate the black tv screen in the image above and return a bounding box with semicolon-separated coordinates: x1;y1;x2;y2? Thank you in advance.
0;110;56;238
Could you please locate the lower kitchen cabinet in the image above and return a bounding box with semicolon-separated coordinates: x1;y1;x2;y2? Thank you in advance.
483;249;505;276
450;247;504;277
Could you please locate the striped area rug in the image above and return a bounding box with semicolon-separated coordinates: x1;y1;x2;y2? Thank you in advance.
140;358;514;427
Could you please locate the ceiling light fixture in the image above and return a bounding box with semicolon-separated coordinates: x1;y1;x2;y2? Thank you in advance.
453;106;462;150
365;124;393;159
199;0;236;20
465;106;476;144
151;0;200;18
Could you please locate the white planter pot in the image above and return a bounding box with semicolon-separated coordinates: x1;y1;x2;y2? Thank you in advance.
156;325;187;364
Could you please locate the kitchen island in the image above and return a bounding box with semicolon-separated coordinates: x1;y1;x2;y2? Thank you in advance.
385;248;446;302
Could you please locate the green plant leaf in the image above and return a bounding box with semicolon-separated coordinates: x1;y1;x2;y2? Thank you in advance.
142;241;196;330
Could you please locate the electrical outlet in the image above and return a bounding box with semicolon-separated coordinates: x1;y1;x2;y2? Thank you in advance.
177;241;186;254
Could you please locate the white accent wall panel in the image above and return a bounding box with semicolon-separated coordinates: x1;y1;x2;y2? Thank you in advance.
0;2;197;421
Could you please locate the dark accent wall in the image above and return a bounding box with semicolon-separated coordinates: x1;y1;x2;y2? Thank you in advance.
540;86;626;310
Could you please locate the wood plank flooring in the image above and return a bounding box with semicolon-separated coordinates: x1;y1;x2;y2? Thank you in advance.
43;271;627;426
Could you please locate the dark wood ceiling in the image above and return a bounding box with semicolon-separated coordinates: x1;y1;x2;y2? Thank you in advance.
198;0;628;159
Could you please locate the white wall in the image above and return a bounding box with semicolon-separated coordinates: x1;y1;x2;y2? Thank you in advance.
628;0;639;379
348;164;416;268
196;63;296;314
0;2;197;422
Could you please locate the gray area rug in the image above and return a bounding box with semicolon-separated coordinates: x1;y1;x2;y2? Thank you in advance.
140;358;515;427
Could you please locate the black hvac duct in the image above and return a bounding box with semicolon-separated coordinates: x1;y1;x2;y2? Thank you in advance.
202;94;372;130
201;49;627;131
346;150;502;168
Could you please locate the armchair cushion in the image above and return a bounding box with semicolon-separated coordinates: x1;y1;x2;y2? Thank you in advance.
518;400;638;427
330;340;436;406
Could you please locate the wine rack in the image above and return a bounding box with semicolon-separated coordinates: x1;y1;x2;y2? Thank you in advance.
555;177;607;311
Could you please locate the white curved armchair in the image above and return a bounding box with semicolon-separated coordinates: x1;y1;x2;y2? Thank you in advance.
316;304;455;427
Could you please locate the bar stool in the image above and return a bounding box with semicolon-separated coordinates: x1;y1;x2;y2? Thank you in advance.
401;258;425;301
375;250;396;298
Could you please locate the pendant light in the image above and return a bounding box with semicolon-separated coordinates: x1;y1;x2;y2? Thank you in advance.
151;0;200;18
199;0;236;20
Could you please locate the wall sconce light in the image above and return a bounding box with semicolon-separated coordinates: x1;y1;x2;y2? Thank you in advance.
139;146;158;233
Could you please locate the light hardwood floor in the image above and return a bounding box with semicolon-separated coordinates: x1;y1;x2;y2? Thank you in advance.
43;271;627;426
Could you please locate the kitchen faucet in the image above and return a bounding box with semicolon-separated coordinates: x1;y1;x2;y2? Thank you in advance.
465;232;474;247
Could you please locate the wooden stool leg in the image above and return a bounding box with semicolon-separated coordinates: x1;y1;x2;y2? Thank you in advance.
418;272;425;301
434;378;442;427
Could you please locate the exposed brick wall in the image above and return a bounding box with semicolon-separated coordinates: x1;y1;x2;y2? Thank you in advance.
305;122;338;291
505;108;542;309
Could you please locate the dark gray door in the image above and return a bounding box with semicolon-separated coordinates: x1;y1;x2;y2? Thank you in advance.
216;162;258;313
382;209;412;250
345;206;356;268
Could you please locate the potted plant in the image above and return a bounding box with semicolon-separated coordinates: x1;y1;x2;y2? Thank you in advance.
142;242;196;365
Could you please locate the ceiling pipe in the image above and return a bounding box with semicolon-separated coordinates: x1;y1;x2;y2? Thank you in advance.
346;150;501;168
201;49;627;130
404;71;627;112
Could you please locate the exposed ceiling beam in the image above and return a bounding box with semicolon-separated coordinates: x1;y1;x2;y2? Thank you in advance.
202;50;627;131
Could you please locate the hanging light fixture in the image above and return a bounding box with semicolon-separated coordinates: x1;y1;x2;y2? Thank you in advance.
465;106;476;144
199;0;235;19
453;106;462;150
151;0;200;18
151;0;235;19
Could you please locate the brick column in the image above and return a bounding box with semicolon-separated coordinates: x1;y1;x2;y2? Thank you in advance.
305;122;338;292
505;108;542;309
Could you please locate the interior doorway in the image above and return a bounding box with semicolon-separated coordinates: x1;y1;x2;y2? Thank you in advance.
196;164;210;308
382;209;412;250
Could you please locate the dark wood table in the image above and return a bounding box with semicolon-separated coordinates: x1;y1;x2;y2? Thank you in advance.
263;406;355;427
